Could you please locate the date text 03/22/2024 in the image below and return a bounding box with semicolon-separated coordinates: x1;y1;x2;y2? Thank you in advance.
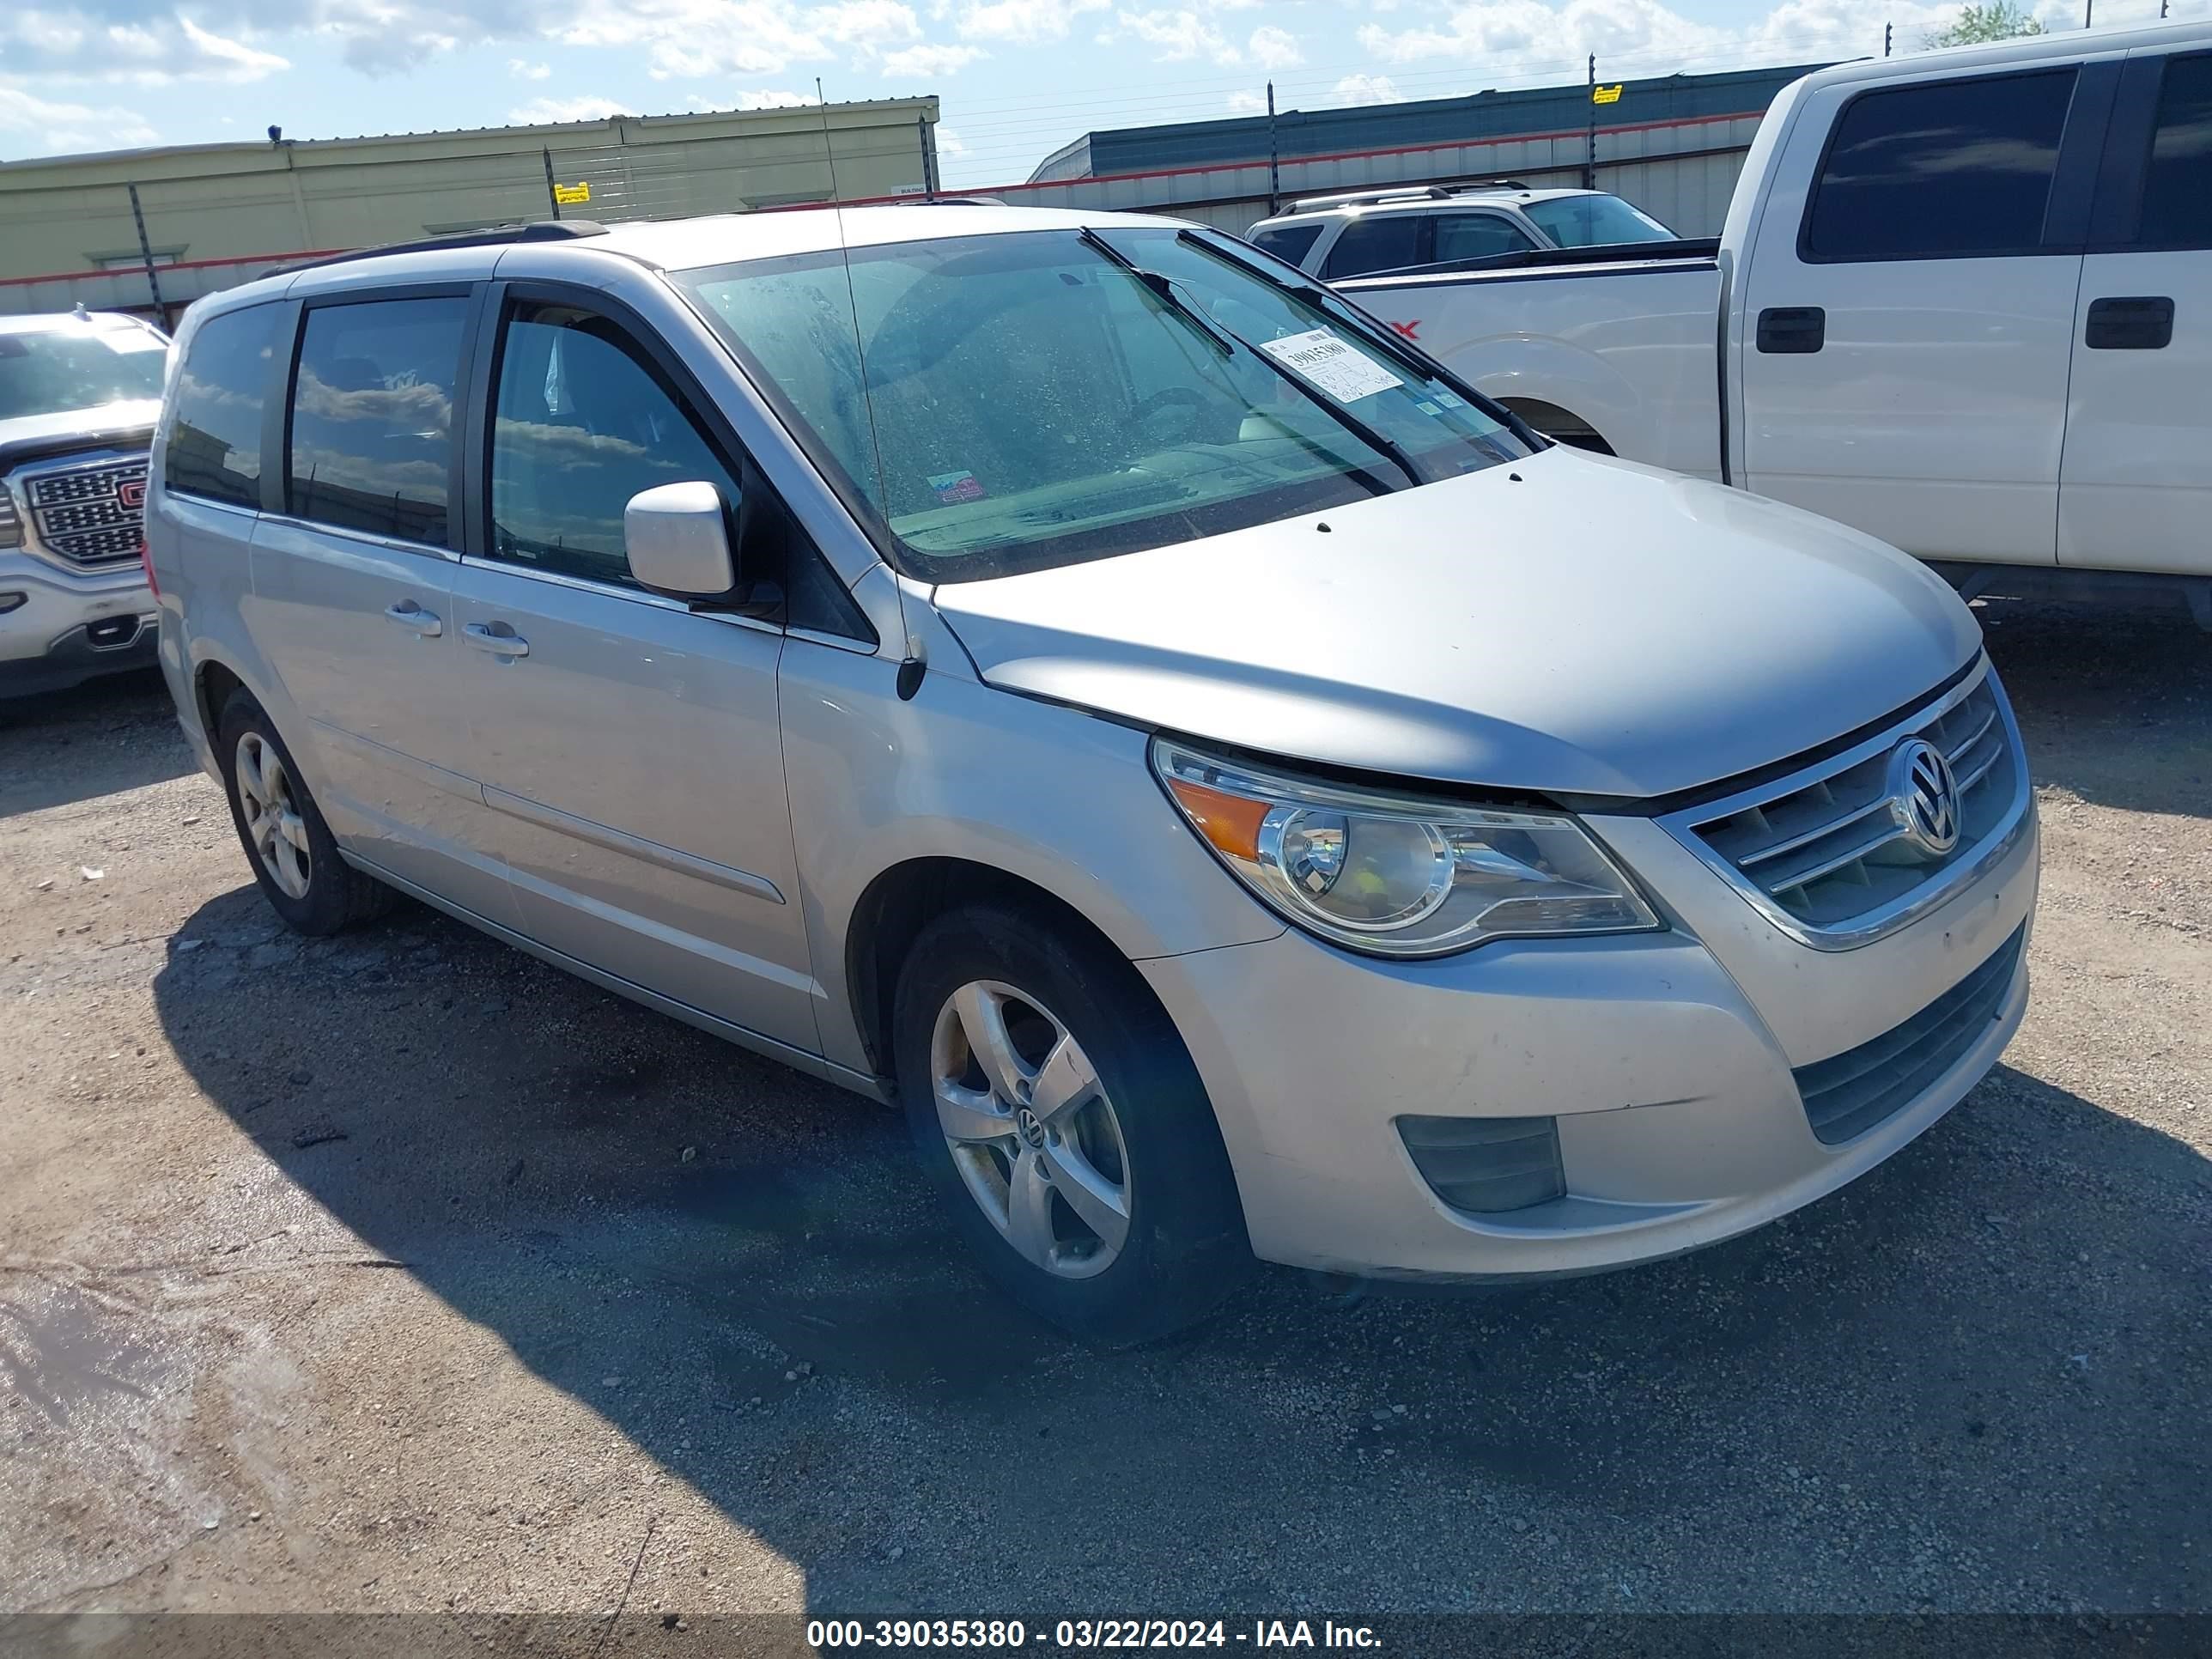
805;1620;1383;1649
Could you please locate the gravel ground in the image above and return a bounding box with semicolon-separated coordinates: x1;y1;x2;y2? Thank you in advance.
2;597;2207;1632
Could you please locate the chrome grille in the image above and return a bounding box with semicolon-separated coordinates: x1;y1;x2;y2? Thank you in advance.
21;458;149;567
1793;923;2024;1144
1662;662;2030;949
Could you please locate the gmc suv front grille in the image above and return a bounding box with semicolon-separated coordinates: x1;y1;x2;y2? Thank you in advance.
20;457;150;567
1659;660;2030;950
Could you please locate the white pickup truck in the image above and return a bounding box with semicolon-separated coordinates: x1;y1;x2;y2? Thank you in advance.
1329;21;2212;624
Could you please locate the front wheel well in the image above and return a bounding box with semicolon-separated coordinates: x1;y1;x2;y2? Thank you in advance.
844;858;1139;1086
1499;397;1615;455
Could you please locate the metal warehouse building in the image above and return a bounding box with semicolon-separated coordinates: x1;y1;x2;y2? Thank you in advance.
1012;64;1832;236
0;97;940;322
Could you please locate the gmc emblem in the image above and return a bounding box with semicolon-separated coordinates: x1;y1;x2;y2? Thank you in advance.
116;478;147;511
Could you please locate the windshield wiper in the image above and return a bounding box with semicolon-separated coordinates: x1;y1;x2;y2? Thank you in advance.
1079;228;1425;489
1176;228;1445;387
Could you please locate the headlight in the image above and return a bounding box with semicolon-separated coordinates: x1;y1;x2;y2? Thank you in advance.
1152;738;1659;957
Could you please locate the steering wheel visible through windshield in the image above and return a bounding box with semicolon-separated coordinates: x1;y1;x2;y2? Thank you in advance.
672;227;1531;581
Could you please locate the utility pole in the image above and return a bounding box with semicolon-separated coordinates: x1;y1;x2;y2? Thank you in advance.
1583;53;1597;191
1884;21;1892;55
1267;82;1280;217
2084;0;2092;24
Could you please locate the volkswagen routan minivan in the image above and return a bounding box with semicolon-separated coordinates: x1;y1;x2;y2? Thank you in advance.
149;206;2037;1342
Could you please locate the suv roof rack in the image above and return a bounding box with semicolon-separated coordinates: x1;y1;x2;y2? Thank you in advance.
1286;179;1536;214
276;220;610;276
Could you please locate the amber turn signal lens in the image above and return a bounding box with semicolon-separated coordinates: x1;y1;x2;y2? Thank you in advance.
1165;776;1269;861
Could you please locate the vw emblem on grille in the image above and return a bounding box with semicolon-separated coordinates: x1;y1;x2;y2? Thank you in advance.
1887;738;1961;858
116;478;147;511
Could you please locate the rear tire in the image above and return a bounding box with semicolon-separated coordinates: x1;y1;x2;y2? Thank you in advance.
892;903;1252;1346
216;689;395;937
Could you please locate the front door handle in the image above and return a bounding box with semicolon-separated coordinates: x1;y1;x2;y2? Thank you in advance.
464;622;529;659
2085;296;2174;350
383;600;441;637
1756;306;1826;354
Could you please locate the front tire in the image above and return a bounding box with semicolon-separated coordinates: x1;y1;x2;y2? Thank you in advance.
892;904;1252;1346
216;690;394;936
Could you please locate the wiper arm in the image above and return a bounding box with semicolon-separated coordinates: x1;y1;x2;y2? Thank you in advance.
1079;227;1425;489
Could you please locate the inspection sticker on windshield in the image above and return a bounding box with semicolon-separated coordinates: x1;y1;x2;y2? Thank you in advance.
928;470;987;505
1257;329;1403;404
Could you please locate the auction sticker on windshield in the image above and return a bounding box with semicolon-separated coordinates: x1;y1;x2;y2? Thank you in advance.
1256;329;1402;403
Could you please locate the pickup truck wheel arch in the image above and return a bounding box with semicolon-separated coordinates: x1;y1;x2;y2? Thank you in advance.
1498;398;1614;456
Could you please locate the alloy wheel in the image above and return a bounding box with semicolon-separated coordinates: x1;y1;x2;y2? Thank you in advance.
930;980;1132;1279
234;732;312;901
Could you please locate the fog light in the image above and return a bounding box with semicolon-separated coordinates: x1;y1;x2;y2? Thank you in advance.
0;592;25;615
1398;1114;1565;1213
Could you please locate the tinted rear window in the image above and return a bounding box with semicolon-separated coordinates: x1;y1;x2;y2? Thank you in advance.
2137;53;2212;250
286;296;467;546
1805;70;2075;260
1322;215;1423;278
1248;223;1324;268
166;305;276;509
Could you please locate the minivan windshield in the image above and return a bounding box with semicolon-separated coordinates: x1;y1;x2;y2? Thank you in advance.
674;227;1530;580
0;325;167;422
1522;194;1676;248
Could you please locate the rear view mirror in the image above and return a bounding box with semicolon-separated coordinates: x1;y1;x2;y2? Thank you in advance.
624;482;735;599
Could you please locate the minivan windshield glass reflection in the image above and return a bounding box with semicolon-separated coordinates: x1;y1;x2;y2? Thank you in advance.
0;327;167;422
676;228;1528;580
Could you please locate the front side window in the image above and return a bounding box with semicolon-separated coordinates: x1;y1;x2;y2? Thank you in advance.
675;228;1528;582
1804;70;2076;261
166;306;276;508
1321;215;1423;278
286;295;467;546
1247;222;1325;269
2136;53;2212;250
1522;194;1675;249
488;303;740;587
1432;212;1538;262
0;322;167;423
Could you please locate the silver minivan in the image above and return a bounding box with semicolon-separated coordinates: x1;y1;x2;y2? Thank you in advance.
149;206;2038;1342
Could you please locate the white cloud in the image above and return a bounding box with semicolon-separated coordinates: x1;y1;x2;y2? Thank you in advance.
0;84;159;151
1225;88;1267;112
1115;7;1239;63
1331;70;1401;105
934;119;967;154
508;57;551;77
0;9;289;85
507;94;636;123
880;40;985;75
1248;22;1301;70
955;0;1109;41
734;87;818;106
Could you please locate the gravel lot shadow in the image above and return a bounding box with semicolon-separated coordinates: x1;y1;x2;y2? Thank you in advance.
1978;598;2210;821
149;882;2212;1612
0;672;195;818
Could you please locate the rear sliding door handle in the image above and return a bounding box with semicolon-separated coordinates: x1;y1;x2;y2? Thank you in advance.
2084;296;2174;349
383;600;441;637
464;622;529;659
1756;306;1826;354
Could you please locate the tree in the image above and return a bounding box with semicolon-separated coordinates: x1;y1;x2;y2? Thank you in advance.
1923;1;2045;46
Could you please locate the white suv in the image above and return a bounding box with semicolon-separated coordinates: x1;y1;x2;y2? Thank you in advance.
1248;183;1680;279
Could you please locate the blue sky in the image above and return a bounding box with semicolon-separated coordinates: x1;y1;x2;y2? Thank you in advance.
1;0;2199;187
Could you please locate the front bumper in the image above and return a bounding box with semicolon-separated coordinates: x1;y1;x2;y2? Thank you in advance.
1141;795;2038;1280
0;550;156;697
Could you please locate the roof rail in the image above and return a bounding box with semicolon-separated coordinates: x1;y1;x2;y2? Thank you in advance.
276;220;609;276
1286;178;1536;214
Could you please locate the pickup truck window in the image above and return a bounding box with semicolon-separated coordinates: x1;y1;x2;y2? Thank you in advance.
1322;215;1423;279
2138;53;2212;250
1804;69;2075;262
677;228;1528;581
0;325;166;422
167;305;277;510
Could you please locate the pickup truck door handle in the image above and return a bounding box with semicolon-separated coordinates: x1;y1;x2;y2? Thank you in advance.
383;600;441;637
2084;296;2174;350
1756;307;1826;354
463;622;529;659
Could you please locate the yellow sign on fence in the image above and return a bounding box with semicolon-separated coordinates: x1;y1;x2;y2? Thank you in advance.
552;181;592;205
1593;83;1623;105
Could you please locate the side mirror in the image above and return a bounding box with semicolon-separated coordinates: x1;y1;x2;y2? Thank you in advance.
624;482;735;599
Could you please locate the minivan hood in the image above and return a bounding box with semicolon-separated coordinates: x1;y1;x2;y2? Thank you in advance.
931;448;1981;801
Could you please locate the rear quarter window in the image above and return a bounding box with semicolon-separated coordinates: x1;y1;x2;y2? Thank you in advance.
165;304;282;509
